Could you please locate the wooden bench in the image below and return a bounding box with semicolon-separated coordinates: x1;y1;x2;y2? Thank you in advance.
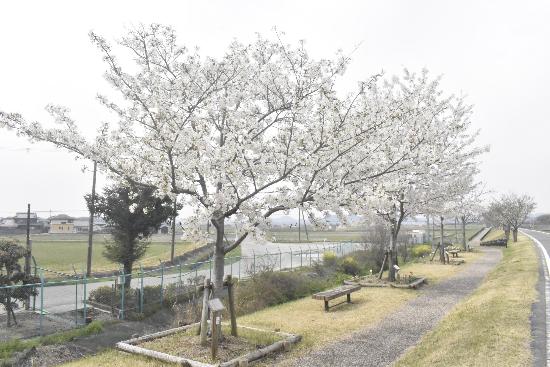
312;285;361;312
448;250;460;258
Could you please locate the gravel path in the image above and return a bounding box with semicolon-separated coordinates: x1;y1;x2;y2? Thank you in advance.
289;246;502;367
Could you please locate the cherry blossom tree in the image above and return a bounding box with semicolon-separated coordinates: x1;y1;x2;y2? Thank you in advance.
452;182;485;250
0;24;405;292
485;193;536;242
344;70;486;277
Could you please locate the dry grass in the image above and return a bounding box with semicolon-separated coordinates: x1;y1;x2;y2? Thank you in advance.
394;233;538;367
395;250;483;284
61;251;485;367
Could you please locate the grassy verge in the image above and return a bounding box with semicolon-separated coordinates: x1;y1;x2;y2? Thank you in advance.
60;253;481;367
0;321;103;362
394;233;538;367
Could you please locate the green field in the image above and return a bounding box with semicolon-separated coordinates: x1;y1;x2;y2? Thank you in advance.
430;225;483;244
265;229;366;243
265;224;483;244
4;233;197;275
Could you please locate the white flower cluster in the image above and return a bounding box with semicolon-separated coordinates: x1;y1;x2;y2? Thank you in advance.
0;24;486;285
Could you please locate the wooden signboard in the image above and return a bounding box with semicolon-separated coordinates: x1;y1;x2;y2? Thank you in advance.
208;298;225;313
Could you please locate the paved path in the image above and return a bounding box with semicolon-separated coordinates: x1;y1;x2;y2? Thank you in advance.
520;229;550;367
290;235;501;367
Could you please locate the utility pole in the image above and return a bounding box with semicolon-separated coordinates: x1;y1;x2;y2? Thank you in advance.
298;207;301;242
454;217;458;244
25;204;31;275
86;161;97;277
301;209;309;241
170;200;177;263
25;204;32;310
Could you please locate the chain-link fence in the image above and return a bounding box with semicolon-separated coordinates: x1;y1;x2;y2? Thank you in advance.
0;241;360;342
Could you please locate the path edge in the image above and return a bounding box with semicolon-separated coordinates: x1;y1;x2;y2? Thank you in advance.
521;229;549;367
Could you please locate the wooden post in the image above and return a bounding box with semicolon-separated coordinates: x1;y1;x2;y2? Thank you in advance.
208;298;225;360
199;279;210;345
211;311;219;360
226;275;237;336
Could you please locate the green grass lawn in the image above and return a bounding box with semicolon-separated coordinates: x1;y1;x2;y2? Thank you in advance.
394;233;538;366
5;234;198;275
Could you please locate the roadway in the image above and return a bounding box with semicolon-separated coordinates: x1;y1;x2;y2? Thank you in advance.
520;228;550;367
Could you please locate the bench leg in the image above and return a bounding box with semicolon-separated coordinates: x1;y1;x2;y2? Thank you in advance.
347;293;351;303
324;300;329;312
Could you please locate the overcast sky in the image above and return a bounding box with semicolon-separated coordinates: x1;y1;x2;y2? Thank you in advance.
1;0;549;217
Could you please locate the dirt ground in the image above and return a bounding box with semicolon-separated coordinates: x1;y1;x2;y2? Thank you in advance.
146;332;258;363
16;309;178;367
0;311;73;341
0;308;112;341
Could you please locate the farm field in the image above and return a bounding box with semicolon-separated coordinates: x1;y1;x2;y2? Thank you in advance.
265;224;483;244
4;233;197;274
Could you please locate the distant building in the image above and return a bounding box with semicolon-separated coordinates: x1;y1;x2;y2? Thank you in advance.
49;214;75;234
74;217;91;233
0;212;47;234
72;216;109;233
158;222;170;234
13;212;38;225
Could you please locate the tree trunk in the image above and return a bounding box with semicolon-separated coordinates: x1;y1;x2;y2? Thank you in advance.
431;217;435;250
504;225;510;241
426;215;433;251
388;230;397;281
6;293;11;327
461;216;467;251
512;228;518;242
439;216;446;264
6;272;12;327
212;217;226;296
123;261;133;289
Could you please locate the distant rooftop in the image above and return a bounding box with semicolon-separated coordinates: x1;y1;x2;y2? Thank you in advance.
49;214;75;220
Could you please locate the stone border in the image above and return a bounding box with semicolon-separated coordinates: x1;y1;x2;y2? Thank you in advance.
116;322;301;367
